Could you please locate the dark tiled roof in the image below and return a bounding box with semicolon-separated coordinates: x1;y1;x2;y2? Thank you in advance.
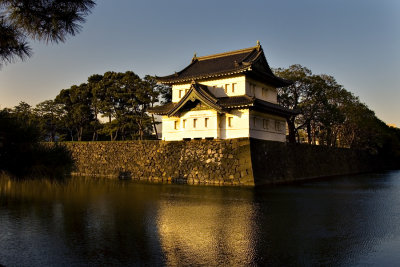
156;44;291;87
148;82;296;117
252;99;298;117
147;102;177;115
218;95;254;108
219;96;296;117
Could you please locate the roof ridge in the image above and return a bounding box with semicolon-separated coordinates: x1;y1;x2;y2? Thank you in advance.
197;46;259;61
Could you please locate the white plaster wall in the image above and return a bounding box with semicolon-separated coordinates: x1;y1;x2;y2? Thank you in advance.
245;77;278;103
249;110;286;142
162;109;251;141
220;109;250;139
162;109;220;141
171;75;246;102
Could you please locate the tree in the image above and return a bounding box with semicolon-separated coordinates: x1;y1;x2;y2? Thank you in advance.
143;75;171;137
274;65;312;143
274;65;375;148
143;75;172;105
87;74;103;140
91;71;158;140
34;100;65;141
0;108;74;178
0;0;95;67
55;83;95;141
11;101;35;123
27;71;169;141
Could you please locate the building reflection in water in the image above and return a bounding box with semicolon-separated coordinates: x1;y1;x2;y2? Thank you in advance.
156;192;257;266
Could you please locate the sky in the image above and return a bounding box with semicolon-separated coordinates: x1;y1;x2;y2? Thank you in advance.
0;0;399;126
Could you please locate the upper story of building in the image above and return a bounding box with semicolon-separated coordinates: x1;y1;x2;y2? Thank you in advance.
156;41;291;104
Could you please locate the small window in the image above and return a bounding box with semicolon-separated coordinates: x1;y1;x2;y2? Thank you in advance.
179;90;183;98
193;118;197;128
182;119;186;128
228;117;232;127
174;120;178;130
232;83;236;93
205;118;209;128
225;84;229;93
263;119;268;129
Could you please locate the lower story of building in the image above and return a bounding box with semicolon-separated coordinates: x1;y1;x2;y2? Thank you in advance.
161;109;286;142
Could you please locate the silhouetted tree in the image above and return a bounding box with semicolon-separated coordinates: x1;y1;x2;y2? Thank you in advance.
55;83;95;141
0;0;95;67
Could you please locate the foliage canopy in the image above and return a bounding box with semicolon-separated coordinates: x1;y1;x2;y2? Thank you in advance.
0;0;95;67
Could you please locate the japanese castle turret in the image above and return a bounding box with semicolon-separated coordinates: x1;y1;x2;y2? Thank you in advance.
148;42;296;141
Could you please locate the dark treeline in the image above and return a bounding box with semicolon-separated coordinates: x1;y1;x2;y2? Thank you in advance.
2;71;171;142
0;71;170;177
0;109;74;178
274;65;400;167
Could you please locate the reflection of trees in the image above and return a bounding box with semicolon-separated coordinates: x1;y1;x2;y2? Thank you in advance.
0;177;165;265
56;178;166;265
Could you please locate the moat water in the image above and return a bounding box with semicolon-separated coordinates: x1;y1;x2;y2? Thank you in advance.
1;170;400;266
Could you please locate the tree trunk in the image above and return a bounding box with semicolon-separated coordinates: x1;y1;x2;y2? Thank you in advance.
326;128;332;147
78;126;83;141
109;115;113;141
152;114;158;139
307;122;312;144
287;117;296;143
296;130;300;143
112;130;118;141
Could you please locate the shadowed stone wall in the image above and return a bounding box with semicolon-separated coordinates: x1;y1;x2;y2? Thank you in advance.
250;139;381;185
63;138;381;186
63;138;254;185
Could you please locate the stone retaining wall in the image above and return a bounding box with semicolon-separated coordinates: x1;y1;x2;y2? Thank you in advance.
63;138;254;185
250;139;380;185
63;138;381;186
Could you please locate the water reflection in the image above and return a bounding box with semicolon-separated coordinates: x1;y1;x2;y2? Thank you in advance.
156;188;257;266
1;171;400;266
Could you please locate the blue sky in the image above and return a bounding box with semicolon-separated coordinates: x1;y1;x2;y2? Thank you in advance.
1;0;399;126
